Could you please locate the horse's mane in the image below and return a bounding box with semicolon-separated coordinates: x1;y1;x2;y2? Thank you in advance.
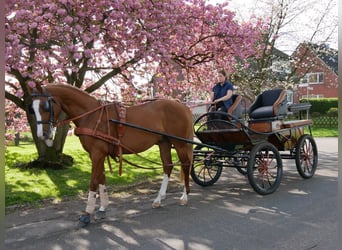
46;84;96;100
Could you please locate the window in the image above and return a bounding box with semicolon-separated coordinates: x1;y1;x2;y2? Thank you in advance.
286;90;293;104
301;72;324;84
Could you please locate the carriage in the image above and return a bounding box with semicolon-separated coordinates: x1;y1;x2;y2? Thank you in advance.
191;88;318;195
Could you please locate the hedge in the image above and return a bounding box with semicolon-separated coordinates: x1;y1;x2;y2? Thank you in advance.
300;98;338;115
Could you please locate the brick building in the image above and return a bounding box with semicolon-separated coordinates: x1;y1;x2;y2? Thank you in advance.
292;42;338;101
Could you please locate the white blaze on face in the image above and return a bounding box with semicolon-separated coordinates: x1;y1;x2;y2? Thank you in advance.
32;99;44;139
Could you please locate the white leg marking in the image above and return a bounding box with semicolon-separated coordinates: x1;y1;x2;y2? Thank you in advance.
99;184;109;212
179;186;188;206
152;174;169;208
85;191;97;214
32;100;43;139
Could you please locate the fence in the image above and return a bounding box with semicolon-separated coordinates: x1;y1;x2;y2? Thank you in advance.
312;116;338;128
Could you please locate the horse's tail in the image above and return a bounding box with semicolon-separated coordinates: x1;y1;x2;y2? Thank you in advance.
179;135;194;183
180;168;185;182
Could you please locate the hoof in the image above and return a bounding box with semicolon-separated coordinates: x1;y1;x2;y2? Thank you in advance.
179;199;188;206
94;210;106;220
152;202;161;208
78;214;91;228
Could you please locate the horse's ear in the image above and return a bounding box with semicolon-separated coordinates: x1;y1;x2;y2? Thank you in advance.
36;83;43;93
26;84;34;95
27;82;44;96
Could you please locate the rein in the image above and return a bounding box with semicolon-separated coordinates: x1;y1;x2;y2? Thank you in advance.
31;91;183;174
56;103;112;127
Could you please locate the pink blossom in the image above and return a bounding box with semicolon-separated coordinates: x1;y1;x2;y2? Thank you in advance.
27;81;36;88
84;49;92;58
29;22;37;29
73;53;82;60
5;0;265;136
57;8;66;16
16;90;23;97
43;13;53;20
64;16;73;24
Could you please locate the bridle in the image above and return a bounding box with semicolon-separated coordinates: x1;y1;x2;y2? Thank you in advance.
30;91;56;134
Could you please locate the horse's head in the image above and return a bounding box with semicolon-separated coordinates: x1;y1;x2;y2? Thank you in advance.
30;88;61;147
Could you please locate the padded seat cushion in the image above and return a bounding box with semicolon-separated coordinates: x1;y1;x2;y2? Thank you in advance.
249;106;274;119
248;89;287;120
261;89;283;106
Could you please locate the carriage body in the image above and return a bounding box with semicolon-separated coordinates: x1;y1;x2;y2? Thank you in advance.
191;100;318;195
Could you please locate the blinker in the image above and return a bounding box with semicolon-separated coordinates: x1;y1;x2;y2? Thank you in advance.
28;104;35;114
43;99;51;112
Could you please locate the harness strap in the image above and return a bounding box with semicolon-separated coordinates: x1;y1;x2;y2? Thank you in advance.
106;156;113;175
115;103;127;176
104;105;113;174
74;127;120;145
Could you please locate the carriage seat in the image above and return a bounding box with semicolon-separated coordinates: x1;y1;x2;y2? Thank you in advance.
227;94;242;119
248;89;287;120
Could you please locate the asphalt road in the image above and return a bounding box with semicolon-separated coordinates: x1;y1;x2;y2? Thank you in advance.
5;138;338;250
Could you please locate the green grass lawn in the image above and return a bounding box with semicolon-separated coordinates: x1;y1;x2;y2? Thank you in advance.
5;135;167;207
311;127;338;137
5;126;337;208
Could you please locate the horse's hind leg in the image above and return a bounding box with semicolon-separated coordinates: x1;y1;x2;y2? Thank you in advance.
175;143;193;206
152;141;173;208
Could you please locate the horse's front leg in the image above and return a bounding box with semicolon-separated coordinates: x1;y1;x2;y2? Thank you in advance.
79;155;107;227
152;142;173;208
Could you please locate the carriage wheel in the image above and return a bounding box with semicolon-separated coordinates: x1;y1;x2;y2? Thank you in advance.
247;142;283;195
191;145;222;186
295;134;318;179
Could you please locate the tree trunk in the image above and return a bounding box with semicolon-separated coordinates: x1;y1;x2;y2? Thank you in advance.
27;111;73;168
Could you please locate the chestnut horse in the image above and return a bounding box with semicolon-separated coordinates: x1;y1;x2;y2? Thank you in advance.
30;84;193;227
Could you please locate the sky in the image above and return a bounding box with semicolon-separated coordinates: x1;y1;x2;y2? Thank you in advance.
209;0;338;54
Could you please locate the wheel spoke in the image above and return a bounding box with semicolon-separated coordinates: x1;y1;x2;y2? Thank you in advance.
191;146;222;186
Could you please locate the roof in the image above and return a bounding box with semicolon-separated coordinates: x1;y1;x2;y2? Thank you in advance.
301;42;338;74
272;47;290;59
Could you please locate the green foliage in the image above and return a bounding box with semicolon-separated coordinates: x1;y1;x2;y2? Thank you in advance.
326;107;338;117
300;98;338;115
